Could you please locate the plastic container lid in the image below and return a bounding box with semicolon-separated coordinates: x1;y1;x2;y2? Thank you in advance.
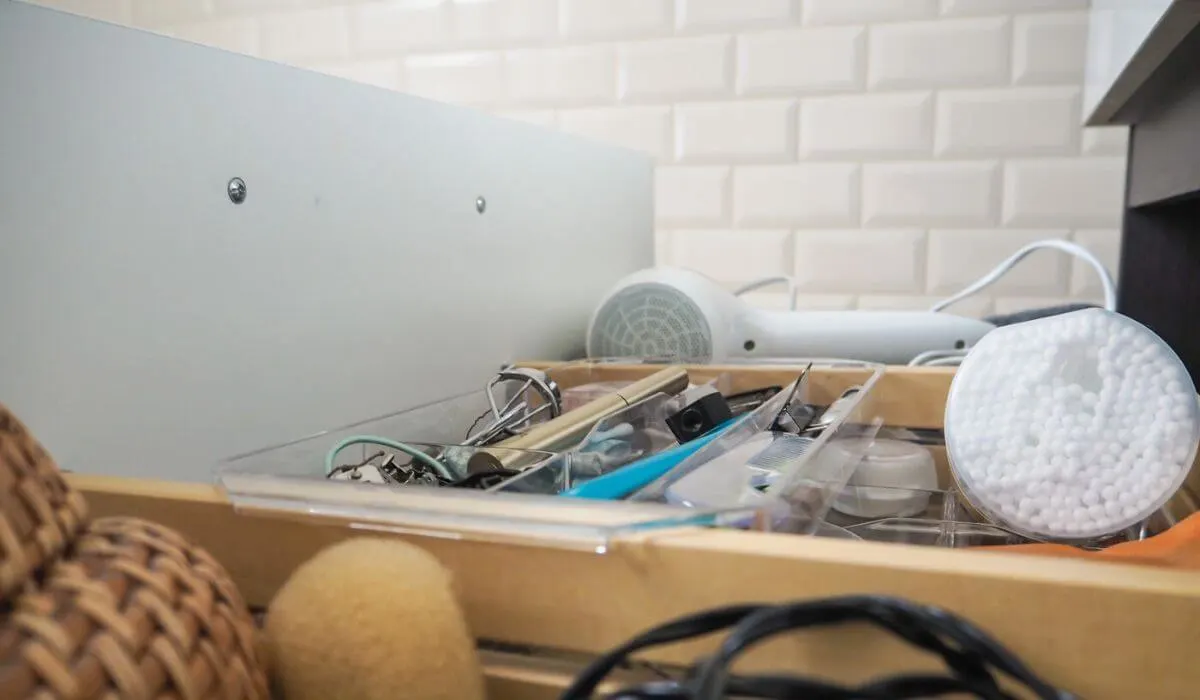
945;308;1200;541
831;438;937;519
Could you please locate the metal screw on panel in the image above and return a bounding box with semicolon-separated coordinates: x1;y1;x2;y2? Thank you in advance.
227;177;247;205
475;196;486;214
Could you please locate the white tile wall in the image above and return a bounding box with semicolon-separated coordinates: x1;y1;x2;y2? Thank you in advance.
670;229;794;284
404;52;504;106
619;36;733;101
1003;158;1125;227
1012;12;1089;84
655;166;730;226
737;27;864;95
734;163;860;227
562;0;673;40
506;46;616;105
675;100;796;162
935;87;1080;157
863;162;999;227
800;92;933;159
868;18;1010;89
37;0;1126;317
677;0;793;30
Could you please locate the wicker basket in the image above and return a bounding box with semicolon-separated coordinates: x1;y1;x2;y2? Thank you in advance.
0;517;269;699
0;404;88;601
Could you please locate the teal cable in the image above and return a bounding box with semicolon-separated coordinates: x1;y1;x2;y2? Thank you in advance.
325;435;454;480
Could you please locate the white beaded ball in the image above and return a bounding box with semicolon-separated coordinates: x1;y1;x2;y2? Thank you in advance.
945;308;1200;540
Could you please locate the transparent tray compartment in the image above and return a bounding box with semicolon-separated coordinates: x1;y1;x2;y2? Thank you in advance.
633;361;889;536
219;361;887;549
824;484;1032;547
219;386;760;550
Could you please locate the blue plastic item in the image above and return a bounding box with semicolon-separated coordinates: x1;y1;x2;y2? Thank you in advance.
561;418;737;500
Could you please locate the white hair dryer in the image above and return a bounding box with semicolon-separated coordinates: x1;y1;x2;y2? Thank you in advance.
586;268;995;364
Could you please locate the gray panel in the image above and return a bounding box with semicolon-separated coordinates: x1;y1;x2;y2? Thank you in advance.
1127;26;1200;206
1083;0;1196;126
0;3;653;481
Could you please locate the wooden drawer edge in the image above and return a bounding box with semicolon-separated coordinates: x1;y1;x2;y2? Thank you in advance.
70;474;1200;699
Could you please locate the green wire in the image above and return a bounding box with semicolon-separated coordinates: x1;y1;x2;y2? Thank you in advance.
325;435;455;481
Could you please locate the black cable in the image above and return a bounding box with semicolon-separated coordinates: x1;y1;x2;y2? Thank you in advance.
695;596;1066;700
562;596;1075;700
561;605;764;699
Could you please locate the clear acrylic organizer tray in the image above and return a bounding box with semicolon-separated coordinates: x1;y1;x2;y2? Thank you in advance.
218;360;888;552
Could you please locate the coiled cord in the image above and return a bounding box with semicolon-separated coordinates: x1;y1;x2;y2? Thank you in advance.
561;595;1075;700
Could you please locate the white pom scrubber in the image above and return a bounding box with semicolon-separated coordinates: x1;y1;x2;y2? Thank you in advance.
946;308;1200;541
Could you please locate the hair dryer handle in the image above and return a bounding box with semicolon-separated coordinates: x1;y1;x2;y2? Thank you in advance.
733;310;995;365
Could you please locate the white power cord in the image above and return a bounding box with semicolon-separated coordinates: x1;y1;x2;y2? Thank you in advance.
911;239;1116;367
929;239;1117;314
908;349;969;367
733;239;1116;368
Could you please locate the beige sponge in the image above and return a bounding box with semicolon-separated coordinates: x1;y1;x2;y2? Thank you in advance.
265;538;486;700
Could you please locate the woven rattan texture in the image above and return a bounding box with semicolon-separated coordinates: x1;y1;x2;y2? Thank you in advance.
0;517;269;700
0;404;88;602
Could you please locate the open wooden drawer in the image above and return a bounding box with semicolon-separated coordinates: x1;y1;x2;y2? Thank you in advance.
65;363;1200;699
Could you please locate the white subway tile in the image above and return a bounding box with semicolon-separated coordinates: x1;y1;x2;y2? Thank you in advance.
669;229;794;285
863;162;998;227
802;0;938;25
655;230;673;265
311;59;402;90
656;166;730;226
455;0;558;45
869;18;1009;89
562;0;673;39
405;52;504;106
744;293;858;311
497;109;558;128
1070;229;1121;297
1082;126;1129;157
936;87;1080;157
677;0;794;30
506;46;616;105
737;27;864;95
1003;158;1125;227
260;7;350;61
734;164;860;227
620;36;732;101
928;230;1071;298
676;101;796;163
858;294;992;317
800;92;933;159
1013;12;1088;85
350;0;453;55
131;0;208;26
794;229;925;294
941;0;1087;16
39;0;132;24
559;106;673;161
162;17;260;56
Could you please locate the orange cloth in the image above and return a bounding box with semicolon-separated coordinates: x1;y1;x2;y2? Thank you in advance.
991;512;1200;570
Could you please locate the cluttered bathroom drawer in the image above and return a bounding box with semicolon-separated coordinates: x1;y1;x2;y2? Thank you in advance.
67;362;1200;700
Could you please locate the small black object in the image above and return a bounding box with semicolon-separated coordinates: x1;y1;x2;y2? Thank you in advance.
666;387;733;444
984;303;1099;327
451;469;522;490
